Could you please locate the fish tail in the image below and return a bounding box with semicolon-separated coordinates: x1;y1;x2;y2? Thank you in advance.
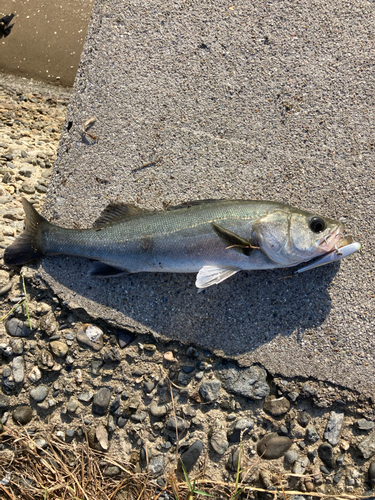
4;198;48;266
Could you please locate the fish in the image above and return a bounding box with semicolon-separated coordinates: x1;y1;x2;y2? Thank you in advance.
4;198;361;289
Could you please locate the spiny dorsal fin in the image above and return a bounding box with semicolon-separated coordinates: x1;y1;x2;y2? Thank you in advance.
93;203;153;228
211;222;254;256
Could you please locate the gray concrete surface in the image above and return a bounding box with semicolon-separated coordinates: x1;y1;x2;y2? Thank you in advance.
33;0;374;395
0;0;93;86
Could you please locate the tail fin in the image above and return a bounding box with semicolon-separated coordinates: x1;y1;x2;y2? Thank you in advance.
4;198;48;266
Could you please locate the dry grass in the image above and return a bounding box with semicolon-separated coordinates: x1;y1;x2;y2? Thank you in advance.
0;421;373;500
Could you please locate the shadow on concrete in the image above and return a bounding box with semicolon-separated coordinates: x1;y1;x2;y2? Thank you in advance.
41;255;338;356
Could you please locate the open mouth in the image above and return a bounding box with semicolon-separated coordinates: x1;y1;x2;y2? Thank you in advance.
319;225;350;254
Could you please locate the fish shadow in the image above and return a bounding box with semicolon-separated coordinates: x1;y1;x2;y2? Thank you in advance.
40;256;338;356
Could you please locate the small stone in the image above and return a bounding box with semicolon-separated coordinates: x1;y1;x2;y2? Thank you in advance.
96;424;109;451
12;356;25;383
28;366;42;382
163;351;176;362
34;438;47;449
67;399;79;413
228;418;254;442
50;341;69;357
166;416;187;432
39;311;58;336
293;456;309;474
78;391;94;403
5;318;32;337
143;343;156;352
263;395;290;416
38;349;54;369
297;411;310;428
217;362;269;400
21;182;35;194
186;346;199;358
368;461;375;486
93;387;111;415
117;416;127;428
257;433;292;460
104;466;121;477
359;431;375;459
318;443;333;468
144;381;155;393
199;379;221;402
324;412;344;446
226;446;242;472
91;359;103;375
19;166;35;177
179;440;203;472
210;419;229;455
65;429;75;443
77;324;104;351
9;338;24;355
12;405;33;425
103;347;121;363
131;411;147;422
0;394;10;410
357;419;375;431
117;330;135;348
288;391;299;402
284;450;299;467
306;425;320;443
150;400;170;418
149;455;164;477
30;385;48;402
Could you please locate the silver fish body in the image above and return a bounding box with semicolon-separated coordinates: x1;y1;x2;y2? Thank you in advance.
4;198;359;288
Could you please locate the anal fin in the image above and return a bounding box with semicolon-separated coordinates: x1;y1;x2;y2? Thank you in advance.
195;265;240;289
89;262;129;277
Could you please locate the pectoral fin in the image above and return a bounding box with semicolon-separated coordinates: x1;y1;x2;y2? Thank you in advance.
211;223;255;256
195;265;240;289
89;262;129;277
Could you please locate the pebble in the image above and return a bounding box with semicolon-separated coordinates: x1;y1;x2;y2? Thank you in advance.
210;419;229;455
66;399;79;414
226;446;242;472
50;340;69;357
297;411;310;428
263;395;290;416
228;418;254;442
39;311;58;336
9;338;24;355
78;391;94;403
166;416;187;432
12;356;25;383
257;433;292;460
93;387;112;415
104;466;121;477
318;443;333;468
0;394;10;410
306;425;320;443
324;411;344;446
12;405;33;425
358;431;375;459
150;400;170;418
28;365;42;382
199;378;221;402
179;440;203;472
30;385;48;402
284;450;299;467
149;455;165;477
217;362;269;400
5;317;32;337
357;419;375;431
368;461;375;485
77;324;104;351
117;330;135;348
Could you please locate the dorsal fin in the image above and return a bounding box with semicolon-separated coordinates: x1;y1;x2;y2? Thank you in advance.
166;199;223;211
93;203;153;228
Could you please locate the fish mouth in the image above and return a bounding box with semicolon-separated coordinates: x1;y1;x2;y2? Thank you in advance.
318;225;353;254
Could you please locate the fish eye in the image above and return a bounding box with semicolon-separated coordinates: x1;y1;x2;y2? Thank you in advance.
309;217;326;233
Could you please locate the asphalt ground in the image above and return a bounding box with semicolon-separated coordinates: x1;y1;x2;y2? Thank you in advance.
29;0;374;396
0;0;93;87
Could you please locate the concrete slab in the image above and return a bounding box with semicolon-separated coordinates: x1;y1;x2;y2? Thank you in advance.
32;0;374;395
